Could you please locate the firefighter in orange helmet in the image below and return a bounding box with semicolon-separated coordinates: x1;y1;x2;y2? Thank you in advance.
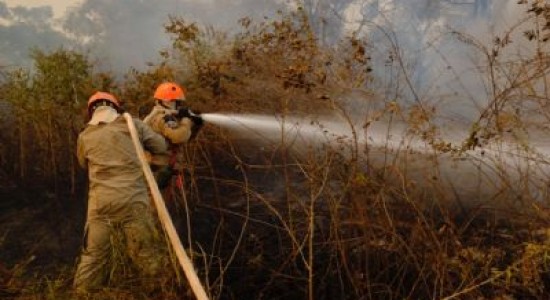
74;92;169;293
143;82;203;189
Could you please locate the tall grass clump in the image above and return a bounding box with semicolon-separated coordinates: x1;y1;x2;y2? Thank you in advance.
150;4;550;299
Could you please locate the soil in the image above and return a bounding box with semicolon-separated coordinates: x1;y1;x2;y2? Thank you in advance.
0;179;86;295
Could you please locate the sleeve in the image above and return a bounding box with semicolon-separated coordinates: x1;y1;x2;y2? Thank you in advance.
134;118;169;155
162;118;193;144
144;106;193;144
143;105;163;126
76;134;87;169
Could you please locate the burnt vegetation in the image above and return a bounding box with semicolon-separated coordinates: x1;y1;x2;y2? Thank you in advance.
2;1;550;299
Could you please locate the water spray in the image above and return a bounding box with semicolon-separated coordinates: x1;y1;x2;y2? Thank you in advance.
201;112;550;159
199;111;550;204
201;112;443;155
200;112;375;157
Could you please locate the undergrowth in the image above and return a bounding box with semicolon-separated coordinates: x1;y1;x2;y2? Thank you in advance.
2;1;550;299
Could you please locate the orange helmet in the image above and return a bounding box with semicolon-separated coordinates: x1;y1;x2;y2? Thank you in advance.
154;82;186;102
87;91;120;116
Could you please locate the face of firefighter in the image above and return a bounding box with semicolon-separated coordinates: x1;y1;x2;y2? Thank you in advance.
161;100;177;110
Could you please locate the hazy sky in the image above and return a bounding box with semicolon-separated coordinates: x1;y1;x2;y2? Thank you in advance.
0;0;538;124
0;0;531;89
0;0;286;71
4;0;83;18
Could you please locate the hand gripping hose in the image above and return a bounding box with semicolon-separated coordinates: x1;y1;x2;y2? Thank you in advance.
124;113;209;300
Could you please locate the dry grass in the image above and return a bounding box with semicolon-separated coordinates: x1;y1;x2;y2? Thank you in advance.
2;4;550;299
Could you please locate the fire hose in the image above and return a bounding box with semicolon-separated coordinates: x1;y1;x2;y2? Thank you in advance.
124;113;209;300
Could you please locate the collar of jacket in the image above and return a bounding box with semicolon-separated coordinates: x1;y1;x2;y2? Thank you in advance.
88;106;120;125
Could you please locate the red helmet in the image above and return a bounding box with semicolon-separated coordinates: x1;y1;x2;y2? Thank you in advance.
87;91;120;117
154;82;186;102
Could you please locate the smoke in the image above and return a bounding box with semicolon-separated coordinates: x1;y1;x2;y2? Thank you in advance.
202;111;550;204
0;2;8;18
61;0;288;72
0;0;288;71
0;2;71;68
344;0;530;125
0;0;538;108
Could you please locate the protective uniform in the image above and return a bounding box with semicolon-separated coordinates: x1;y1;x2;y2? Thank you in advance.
74;93;169;292
143;82;202;188
144;105;193;146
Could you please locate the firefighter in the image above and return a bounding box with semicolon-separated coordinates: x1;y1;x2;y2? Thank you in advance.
74;91;169;293
143;82;203;190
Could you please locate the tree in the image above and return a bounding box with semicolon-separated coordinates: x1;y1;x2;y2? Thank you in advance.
0;48;111;195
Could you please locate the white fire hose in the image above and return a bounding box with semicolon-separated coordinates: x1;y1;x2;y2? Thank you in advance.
124;113;209;300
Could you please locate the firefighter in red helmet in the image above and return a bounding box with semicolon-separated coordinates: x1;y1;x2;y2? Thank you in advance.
74;91;169;293
143;82;203;189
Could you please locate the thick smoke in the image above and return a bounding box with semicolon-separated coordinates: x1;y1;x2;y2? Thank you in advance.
340;0;531;128
0;0;536;99
0;2;70;68
61;0;288;72
0;2;9;18
0;0;288;71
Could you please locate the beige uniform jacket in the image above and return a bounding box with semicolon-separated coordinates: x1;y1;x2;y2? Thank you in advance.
74;116;168;291
77;116;169;211
143;105;193;145
143;105;194;169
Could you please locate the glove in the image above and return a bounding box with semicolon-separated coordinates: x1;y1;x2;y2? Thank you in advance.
163;113;179;128
176;107;192;119
177;107;204;126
